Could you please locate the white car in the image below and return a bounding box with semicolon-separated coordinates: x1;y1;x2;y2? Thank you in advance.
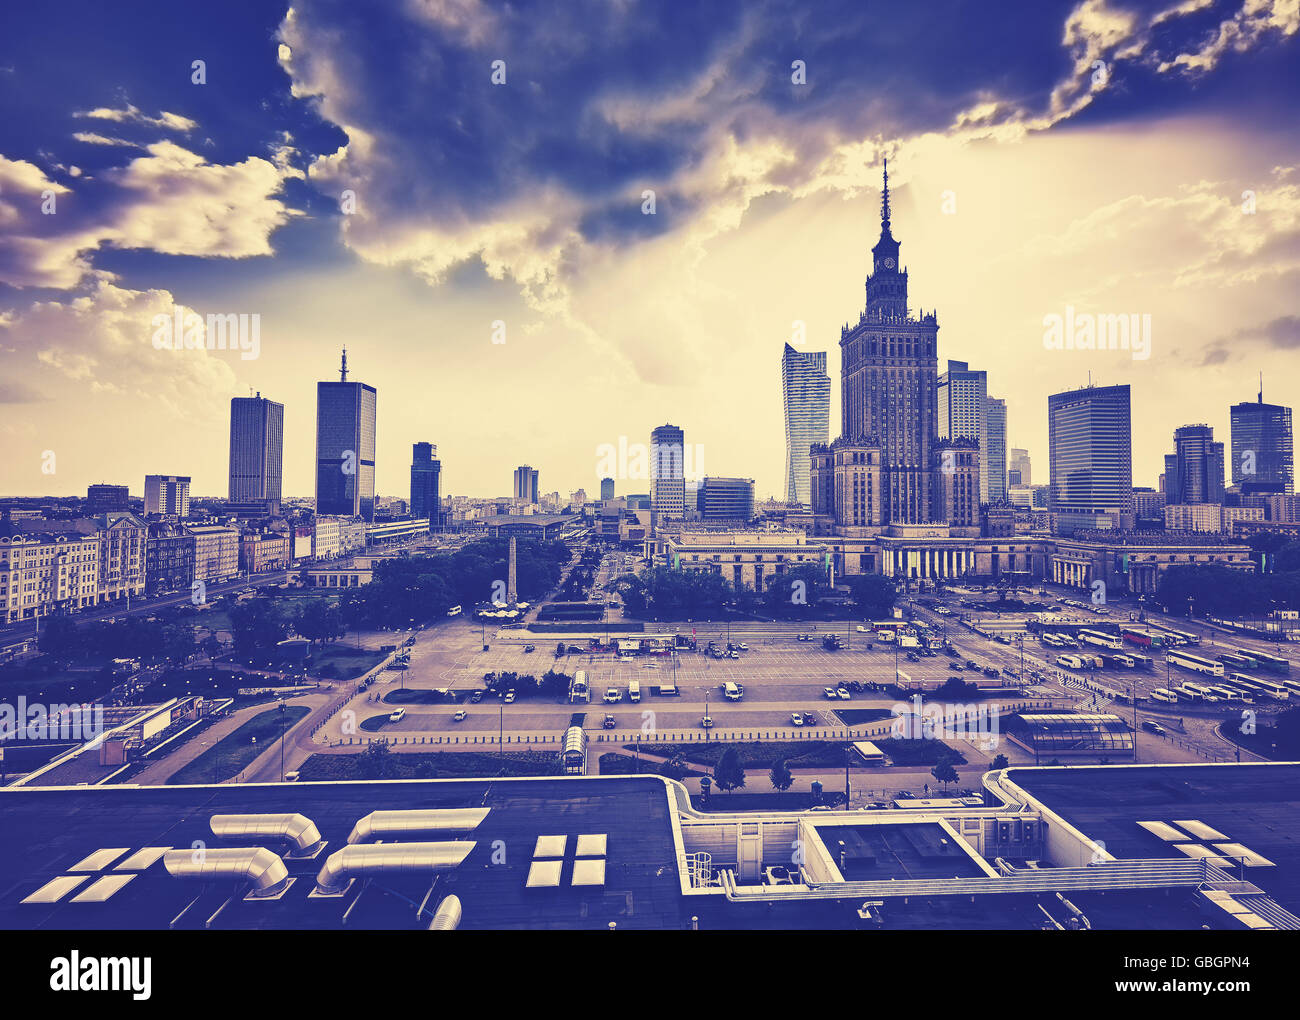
604;688;622;703
503;691;516;704
837;687;851;700
856;625;870;633
790;712;805;727
824;687;839;699
452;710;467;722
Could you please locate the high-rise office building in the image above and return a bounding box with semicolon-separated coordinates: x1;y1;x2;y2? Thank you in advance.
228;393;284;514
986;396;1007;503
86;484;129;514
937;360;989;503
600;477;615;501
143;475;190;517
781;344;830;506
1047;384;1134;534
650;423;686;522
411;442;441;527
1164;424;1225;505
1231;385;1293;492
315;349;377;521
697;477;755;520
1009;448;1031;487
513;465;539;504
839;160;938;524
931;438;980;527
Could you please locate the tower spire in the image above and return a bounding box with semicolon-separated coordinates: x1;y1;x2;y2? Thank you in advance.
340;347;348;382
881;157;891;227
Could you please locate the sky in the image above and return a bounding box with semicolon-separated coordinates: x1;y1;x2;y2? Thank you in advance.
1;0;1298;502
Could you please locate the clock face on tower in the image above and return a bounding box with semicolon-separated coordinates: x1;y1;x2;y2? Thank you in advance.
884;257;895;269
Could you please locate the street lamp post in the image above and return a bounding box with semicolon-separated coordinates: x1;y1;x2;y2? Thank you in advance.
279;701;286;782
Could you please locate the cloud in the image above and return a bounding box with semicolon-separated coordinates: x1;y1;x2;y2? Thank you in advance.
1203;314;1300;363
0;142;304;289
73;104;198;133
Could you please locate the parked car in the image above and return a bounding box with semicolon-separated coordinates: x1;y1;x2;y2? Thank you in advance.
824;687;839;699
836;687;851;700
470;691;483;703
523;644;535;653
504;691;516;704
602;714;617;729
700;716;714;729
452;710;467;722
790;712;804;727
803;712;817;726
604;687;622;703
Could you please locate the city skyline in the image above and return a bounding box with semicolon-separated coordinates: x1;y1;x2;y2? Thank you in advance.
2;3;1299;501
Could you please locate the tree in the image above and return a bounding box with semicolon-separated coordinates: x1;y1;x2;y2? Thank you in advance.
843;573;898;619
931;761;959;790
38;615;82;658
659;754;689;782
713;746;746;793
991;753;1009;770
356;739;395;779
769;758;794;792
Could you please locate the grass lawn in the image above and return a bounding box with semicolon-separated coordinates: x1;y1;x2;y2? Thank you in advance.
598;752;706;778
296;749;561;780
310;644;386;680
829;708;895;726
167;705;310;785
871;737;967;766
630;740;859;770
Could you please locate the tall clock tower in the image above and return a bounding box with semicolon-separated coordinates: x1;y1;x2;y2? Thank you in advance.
839;159;940;524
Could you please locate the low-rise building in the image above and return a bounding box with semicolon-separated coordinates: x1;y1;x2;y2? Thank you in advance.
145;521;196;594
0;518;100;624
187;524;240;585
240;531;291;573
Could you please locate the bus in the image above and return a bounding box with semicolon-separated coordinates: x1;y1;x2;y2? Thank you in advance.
1149;623;1201;646
568;671;590;703
1183;682;1222;702
561;725;588;775
1128;653;1154;671
1080;629;1123;650
1165;649;1225;677
1239;647;1290;675
1122;628;1164;649
1041;633;1064;647
1248;677;1291;701
1150;688;1179;703
1217;652;1257;672
1056;654;1084;670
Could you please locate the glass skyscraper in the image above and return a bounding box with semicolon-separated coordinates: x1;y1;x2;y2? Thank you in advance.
650;423;686;521
315;349;377;521
986;395;1007;503
1164;424;1224;505
781;343;829;506
411;442;441;526
228;393;284;510
1048;383;1133;534
1231;390;1293;492
937;360;988;504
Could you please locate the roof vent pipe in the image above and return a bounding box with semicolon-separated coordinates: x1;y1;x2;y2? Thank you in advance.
210;813;324;858
163;847;290;897
428;895;463;930
314;841;476;896
345;808;490;845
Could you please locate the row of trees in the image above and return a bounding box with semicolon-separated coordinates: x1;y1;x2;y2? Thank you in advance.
337;537;569;629
1154;563;1300;617
611;565;898;620
38;613;194;664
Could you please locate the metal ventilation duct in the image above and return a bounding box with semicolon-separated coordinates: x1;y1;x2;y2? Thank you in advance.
345;808;490;845
210;813;324;858
163;847;290;897
428;894;463;930
314;841;476;895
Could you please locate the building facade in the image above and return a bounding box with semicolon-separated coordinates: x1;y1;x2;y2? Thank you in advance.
986;395;1007;503
513;465;539;505
839;162;937;524
143;475;190;517
240;531;291;573
0;520;100;623
650;424;686;522
781;343;830;506
1231;390;1293;493
697;477;755;521
932;437;981;527
938;360;989;503
600;477;615;501
145;522;196;594
1047;384;1134;534
411;442;442;526
315;349;377;522
229;393;284;514
187;524;240;585
86;484;129;515
95;513;147;604
1164;424;1225;505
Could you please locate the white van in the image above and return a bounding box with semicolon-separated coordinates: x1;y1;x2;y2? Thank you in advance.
389;707;406;723
723;682;742;701
876;630;896;643
628;680;641;703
